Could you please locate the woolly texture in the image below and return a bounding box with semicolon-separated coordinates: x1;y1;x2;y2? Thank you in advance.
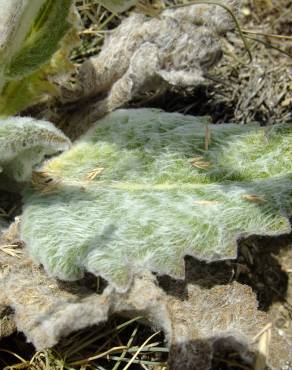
0;116;70;183
0;0;46;90
64;0;240;132
2;0;72;79
1;224;291;369
0;0;75;115
22;109;292;291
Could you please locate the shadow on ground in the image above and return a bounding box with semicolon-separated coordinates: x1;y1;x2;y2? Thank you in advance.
158;230;292;311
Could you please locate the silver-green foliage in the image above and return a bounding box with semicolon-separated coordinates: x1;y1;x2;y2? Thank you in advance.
0;117;71;183
0;0;72;80
21;109;292;291
0;0;73;115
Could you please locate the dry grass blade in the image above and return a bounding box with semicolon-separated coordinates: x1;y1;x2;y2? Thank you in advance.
252;322;273;342
86;167;104;180
124;344;168;353
241;194;266;203
0;349;28;367
4;364;30;370
253;322;272;370
0;244;22;258
69;345;128;366
31;172;61;196
189;156;212;169
243;35;292;58
64;316;143;358
243;29;292;40
72;1;121;63
112;323;139;370
109;355;167;366
122;331;161;370
193;200;220;205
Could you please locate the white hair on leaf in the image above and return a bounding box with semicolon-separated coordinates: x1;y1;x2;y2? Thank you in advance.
21;109;292;292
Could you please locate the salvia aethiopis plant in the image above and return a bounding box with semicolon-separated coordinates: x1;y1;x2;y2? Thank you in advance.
0;0;75;115
21;109;292;291
0;116;70;185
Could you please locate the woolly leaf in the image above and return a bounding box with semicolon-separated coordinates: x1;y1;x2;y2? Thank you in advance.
0;69;58;117
0;0;46;90
0;117;71;183
5;0;72;79
97;0;137;13
2;222;291;370
0;0;75;115
21;109;292;291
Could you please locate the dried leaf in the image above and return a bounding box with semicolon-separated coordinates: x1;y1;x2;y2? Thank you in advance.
0;225;290;369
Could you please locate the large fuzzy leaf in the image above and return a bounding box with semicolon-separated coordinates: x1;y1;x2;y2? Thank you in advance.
0;0;75;115
21;109;292;291
0;116;70;183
